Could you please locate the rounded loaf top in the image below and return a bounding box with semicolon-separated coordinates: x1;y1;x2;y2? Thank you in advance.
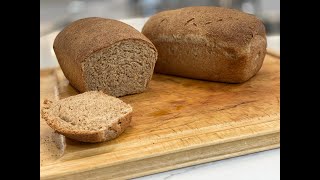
53;17;156;64
141;6;267;83
142;6;266;47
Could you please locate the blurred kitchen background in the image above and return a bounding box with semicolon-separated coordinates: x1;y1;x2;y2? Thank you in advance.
40;0;280;68
40;0;279;36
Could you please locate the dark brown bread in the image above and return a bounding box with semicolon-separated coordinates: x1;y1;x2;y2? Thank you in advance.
54;17;158;97
142;6;267;83
41;91;132;143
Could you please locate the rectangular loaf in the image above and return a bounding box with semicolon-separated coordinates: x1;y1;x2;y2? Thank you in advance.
142;6;267;83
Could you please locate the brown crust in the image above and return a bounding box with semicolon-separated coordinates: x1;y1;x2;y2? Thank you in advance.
41;98;132;143
53;17;158;92
142;6;267;83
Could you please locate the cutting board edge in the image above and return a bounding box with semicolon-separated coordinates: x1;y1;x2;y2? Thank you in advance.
40;118;279;172
40;131;280;180
126;143;280;180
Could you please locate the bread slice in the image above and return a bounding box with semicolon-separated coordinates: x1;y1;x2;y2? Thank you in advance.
82;40;156;97
53;17;158;97
41;91;132;143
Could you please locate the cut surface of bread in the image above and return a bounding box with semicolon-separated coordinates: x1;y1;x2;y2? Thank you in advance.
82;40;156;97
41;91;132;143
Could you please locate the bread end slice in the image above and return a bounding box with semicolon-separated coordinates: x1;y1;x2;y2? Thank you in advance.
41;91;132;143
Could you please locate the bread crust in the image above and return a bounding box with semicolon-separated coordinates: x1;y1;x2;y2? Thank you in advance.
41;95;132;143
142;6;267;83
53;17;158;92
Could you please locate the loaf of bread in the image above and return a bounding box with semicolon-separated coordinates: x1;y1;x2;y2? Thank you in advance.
142;6;267;83
41;91;132;143
54;17;158;97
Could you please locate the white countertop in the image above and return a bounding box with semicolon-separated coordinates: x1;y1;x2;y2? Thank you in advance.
40;18;280;180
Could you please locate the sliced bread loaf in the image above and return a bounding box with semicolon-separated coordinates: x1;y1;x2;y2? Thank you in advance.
53;17;158;97
41;91;132;143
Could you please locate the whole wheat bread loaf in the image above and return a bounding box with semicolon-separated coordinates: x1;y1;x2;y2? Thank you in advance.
53;17;158;97
142;6;267;83
41;91;132;143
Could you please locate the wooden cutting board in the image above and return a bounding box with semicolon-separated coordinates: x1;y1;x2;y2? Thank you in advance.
40;52;280;180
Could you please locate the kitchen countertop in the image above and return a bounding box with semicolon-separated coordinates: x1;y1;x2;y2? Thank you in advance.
40;17;280;180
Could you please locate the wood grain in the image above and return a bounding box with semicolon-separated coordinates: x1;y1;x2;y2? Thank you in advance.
40;53;280;180
40;69;66;167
